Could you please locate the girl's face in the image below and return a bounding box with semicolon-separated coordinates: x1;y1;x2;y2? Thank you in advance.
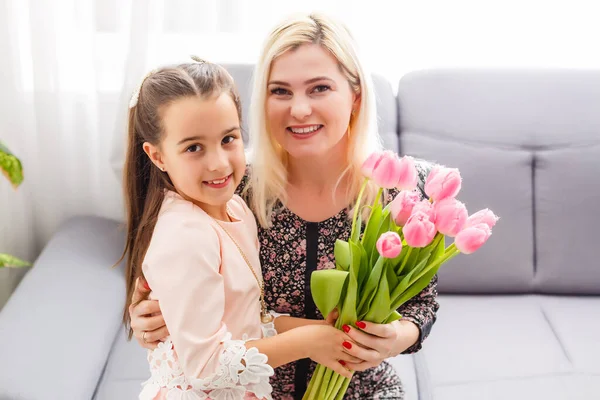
266;44;358;161
144;93;245;216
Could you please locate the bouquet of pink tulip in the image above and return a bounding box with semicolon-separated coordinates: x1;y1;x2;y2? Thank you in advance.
304;151;499;400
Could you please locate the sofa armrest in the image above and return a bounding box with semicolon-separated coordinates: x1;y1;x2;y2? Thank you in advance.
0;216;126;400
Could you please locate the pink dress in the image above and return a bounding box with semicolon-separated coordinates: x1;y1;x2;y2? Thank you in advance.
139;191;275;400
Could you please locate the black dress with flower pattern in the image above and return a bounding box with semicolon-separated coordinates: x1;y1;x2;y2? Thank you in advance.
236;160;439;400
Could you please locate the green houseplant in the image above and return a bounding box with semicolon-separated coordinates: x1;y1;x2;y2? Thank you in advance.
0;141;30;268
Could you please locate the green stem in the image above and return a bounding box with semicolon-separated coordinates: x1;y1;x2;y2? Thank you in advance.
361;187;383;245
350;178;369;242
411;243;459;285
303;364;325;400
326;374;346;400
333;377;352;400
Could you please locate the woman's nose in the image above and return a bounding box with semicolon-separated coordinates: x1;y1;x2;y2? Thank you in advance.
290;96;311;120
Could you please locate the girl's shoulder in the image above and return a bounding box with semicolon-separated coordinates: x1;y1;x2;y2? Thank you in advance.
153;191;218;240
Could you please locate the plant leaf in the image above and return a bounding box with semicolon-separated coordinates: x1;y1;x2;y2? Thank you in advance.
0;253;31;268
364;270;391;323
362;203;382;254
356;255;385;318
311;270;349;319
0;141;24;188
383;310;402;324
334;240;351;271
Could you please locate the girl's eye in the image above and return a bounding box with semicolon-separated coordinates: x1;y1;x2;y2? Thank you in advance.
186;144;202;153
270;87;290;96
312;84;331;93
222;135;236;145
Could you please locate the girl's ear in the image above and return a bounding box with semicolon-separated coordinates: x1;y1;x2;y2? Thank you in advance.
143;142;166;172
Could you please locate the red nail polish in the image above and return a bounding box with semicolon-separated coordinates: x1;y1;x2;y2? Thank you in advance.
342;325;350;333
339;360;346;366
356;321;366;329
342;341;352;350
143;280;150;291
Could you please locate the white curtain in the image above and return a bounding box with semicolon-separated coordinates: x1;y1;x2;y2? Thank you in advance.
1;0;599;301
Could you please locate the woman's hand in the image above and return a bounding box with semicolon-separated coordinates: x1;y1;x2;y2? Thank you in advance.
129;277;169;349
299;324;363;378
341;319;420;372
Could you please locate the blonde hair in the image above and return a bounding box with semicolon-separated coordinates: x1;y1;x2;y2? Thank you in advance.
247;12;383;228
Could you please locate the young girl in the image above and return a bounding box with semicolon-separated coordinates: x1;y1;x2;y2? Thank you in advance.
121;60;357;400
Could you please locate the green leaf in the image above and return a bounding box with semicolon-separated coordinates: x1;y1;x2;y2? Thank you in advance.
0;253;31;268
356;241;370;292
356;255;385;318
385;258;399;289
383;310;402;324
339;269;358;326
351;209;362;243
311;269;349;319
389;256;428;305
0;141;24;188
363;271;391;323
334;240;350;271
361;203;382;252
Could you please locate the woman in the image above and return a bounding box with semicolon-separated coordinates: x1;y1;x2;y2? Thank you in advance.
129;12;439;400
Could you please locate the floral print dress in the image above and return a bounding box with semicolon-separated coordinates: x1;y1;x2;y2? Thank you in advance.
237;160;440;400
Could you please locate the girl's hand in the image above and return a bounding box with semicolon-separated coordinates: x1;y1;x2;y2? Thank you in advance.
341;319;420;372
300;324;363;378
129;277;170;349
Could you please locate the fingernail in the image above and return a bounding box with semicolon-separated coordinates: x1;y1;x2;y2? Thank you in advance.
342;341;352;350
143;280;150;291
356;321;366;329
339;360;346;366
342;324;351;333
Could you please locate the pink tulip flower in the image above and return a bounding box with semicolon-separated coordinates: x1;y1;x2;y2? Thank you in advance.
433;198;468;237
376;231;403;258
465;208;499;230
390;190;420;226
402;211;437;248
412;200;435;221
455;223;492;254
361;151;385;179
424;166;462;201
371;151;403;189
395;156;418;191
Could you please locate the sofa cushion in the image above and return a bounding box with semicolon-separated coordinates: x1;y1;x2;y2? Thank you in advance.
397;69;600;294
535;145;600;294
0;216;126;400
420;294;599;400
93;329;149;400
538;296;600;374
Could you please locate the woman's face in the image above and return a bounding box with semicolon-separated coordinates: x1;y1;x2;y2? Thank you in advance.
266;44;358;161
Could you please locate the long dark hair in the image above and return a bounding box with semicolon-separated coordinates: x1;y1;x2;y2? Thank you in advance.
119;61;242;337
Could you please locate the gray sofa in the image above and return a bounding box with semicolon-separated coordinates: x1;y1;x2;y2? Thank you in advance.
1;66;598;400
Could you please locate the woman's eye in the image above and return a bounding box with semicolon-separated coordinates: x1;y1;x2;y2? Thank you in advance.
312;84;331;93
186;144;202;153
222;135;236;145
270;87;290;96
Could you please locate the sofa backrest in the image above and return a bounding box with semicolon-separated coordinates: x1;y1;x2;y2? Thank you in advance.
397;69;600;295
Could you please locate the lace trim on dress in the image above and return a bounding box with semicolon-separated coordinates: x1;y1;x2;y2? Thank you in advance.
139;333;274;400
